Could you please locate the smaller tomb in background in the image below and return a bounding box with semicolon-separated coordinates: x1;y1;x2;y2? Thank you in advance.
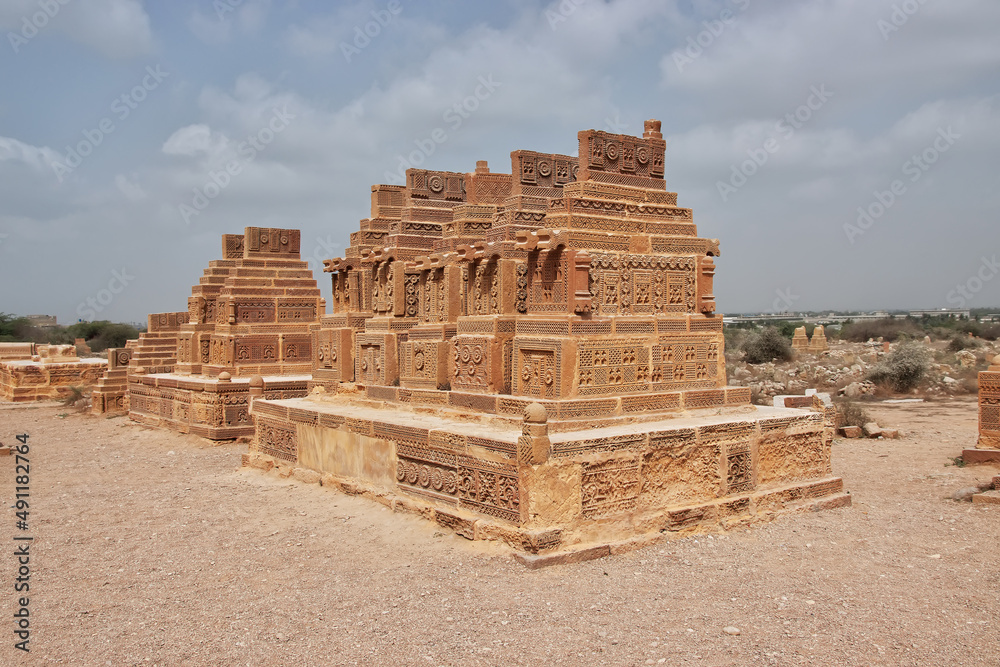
109;227;325;439
0;344;106;402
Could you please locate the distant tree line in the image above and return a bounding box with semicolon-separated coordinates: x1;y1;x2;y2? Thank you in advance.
0;313;142;353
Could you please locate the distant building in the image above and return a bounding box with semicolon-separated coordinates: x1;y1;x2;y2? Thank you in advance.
25;314;57;327
909;309;970;319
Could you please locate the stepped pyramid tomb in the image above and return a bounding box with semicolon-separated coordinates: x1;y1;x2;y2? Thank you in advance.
122;228;324;439
245;121;849;555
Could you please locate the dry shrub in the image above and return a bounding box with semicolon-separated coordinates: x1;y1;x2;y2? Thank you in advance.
948;336;980;352
837;400;872;428
866;341;931;392
740;327;792;364
841;318;922;343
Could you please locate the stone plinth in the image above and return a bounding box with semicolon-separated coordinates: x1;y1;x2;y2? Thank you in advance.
131;373;310;439
0;343;35;360
250;121;849;555
249;393;847;554
0;358;106;402
126;227;324;439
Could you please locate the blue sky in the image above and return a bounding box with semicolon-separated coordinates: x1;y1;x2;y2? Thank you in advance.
1;0;999;324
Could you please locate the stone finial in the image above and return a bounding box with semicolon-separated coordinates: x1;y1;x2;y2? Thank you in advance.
643;119;663;139
991;355;1000;371
249;374;264;397
218;371;232;382
519;403;550;465
525;402;547;423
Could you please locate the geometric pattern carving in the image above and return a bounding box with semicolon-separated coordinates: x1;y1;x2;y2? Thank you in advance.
396;443;520;522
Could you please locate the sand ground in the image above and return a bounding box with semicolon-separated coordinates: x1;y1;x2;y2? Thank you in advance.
0;397;997;666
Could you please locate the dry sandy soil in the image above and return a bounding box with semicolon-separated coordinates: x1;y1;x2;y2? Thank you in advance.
0;397;998;666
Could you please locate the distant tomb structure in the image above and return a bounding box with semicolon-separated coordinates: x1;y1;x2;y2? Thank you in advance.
117;227;325;439
0;344;105;402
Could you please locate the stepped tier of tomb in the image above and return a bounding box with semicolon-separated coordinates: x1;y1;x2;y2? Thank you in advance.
91;342;137;415
125;228;324;439
248;122;849;555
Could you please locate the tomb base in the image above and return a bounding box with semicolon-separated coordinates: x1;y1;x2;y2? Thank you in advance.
0;359;107;402
128;373;310;439
248;391;849;556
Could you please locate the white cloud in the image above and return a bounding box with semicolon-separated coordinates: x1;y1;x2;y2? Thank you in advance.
162;125;230;158
0;136;62;173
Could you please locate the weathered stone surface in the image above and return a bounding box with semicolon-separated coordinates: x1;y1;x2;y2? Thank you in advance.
839;425;862;439
971;490;1000;505
863;422;883;438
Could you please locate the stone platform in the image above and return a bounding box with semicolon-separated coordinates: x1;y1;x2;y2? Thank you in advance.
248;392;849;555
129;373;310;439
0;357;107;402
